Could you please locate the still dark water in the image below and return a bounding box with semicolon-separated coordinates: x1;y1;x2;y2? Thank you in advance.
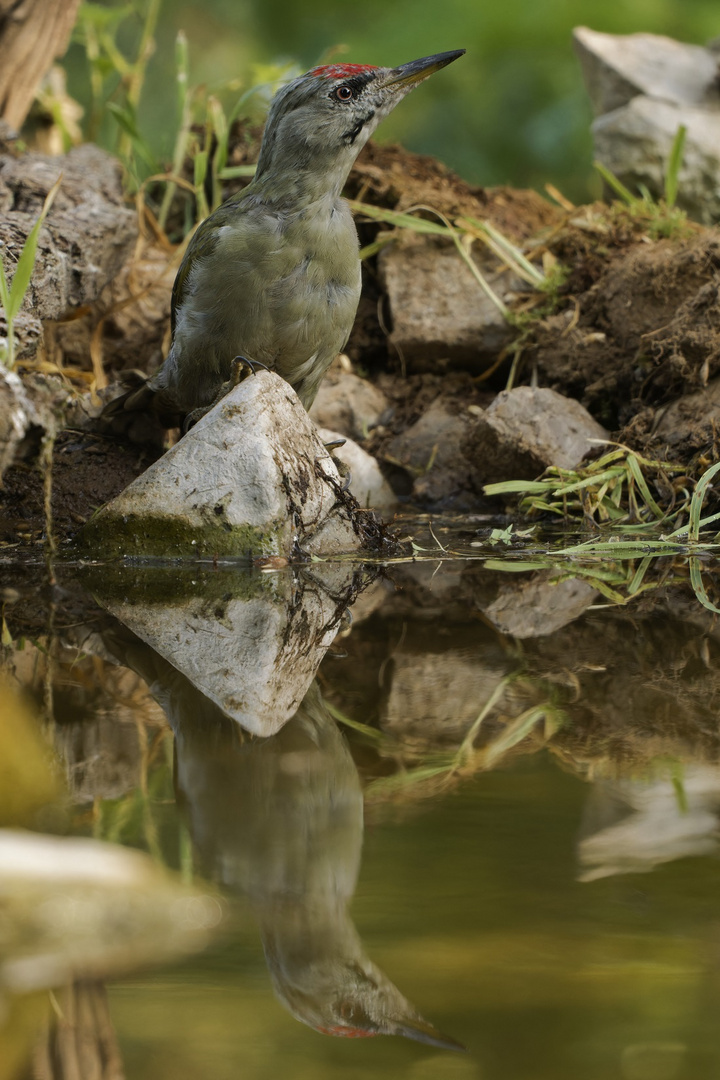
3;549;720;1079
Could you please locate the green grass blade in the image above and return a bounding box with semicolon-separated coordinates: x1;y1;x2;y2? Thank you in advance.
687;460;720;541
665;124;687;208
594;161;637;206
627;555;653;595
217;165;258;179
461;215;545;285
689;556;720;615
7;174;62;321
625;453;666;519
484;480;551;496
347;200;450;236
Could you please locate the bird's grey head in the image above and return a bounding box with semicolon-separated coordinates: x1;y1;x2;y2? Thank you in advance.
254;50;465;199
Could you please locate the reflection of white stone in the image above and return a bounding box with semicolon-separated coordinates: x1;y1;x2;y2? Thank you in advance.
103;575;344;737
578;766;720;881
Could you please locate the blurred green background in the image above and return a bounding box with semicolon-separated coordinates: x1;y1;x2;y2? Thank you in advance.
64;0;719;202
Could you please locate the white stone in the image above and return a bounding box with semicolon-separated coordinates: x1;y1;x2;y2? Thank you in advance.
81;371;366;560
573;27;720;114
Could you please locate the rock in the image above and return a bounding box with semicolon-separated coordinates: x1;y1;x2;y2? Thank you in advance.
317;426;397;515
467;386;608;485
0;368;41;477
385;399;473;507
0;830;223;994
573;27;720;114
573;27;720;224
0;369;73;478
478;571;599;639
79;372;369;561
56;239;174;377
593;97;720;225
377;236;517;371
309;371;389;441
0;145;137;357
655;375;720;447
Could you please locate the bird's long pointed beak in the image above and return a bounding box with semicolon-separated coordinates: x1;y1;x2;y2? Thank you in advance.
382;49;465;90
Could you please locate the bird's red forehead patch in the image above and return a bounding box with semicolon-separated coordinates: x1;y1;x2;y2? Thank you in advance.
309;64;378;80
315;1024;378;1038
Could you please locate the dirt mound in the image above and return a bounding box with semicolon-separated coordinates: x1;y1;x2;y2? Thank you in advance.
529;223;720;429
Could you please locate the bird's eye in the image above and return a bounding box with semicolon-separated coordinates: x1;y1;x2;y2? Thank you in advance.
334;84;354;102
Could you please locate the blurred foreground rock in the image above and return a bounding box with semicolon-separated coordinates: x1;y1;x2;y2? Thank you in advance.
574;27;720;223
0;830;223;995
80;372;373;560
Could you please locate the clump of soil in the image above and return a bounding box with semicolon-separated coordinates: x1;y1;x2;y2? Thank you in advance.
0;431;159;547
530;219;720;429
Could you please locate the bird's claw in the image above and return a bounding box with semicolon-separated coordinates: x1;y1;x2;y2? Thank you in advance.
230;355;270;385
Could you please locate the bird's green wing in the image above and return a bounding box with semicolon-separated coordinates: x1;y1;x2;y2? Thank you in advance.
170;192;251;336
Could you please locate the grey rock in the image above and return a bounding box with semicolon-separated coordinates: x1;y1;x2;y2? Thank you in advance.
377;236;516;371
468;386;608;485
573;27;720;114
80;372;367;560
0;368;41;477
0;144;137;355
479;571;599;639
592;96;720;224
385;399;473;506
309;371;389;441
317;426;397;515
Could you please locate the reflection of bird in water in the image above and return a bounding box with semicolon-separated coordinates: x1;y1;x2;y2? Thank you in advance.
99;613;462;1046
172;680;464;1048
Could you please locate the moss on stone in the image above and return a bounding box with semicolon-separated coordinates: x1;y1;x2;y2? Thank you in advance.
76;509;286;563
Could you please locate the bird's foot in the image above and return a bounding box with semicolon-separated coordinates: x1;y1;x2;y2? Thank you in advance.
230;355;270;386
181;358;271;432
330;454;352;491
183;404;210;431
